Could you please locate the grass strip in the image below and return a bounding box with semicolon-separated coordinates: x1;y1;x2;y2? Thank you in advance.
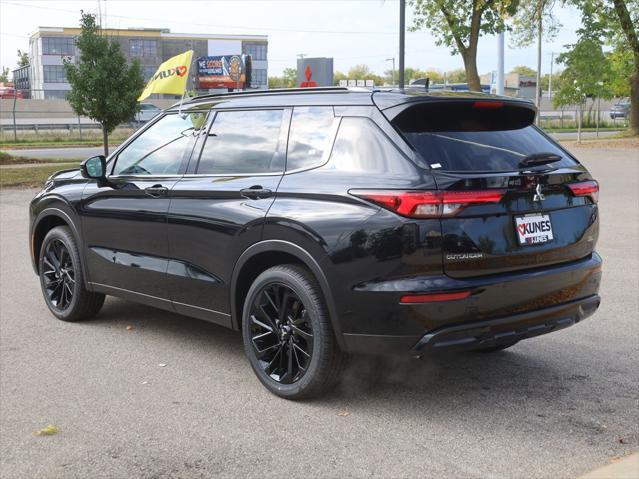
1;163;78;188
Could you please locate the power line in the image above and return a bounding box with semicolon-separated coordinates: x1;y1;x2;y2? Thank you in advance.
2;1;413;35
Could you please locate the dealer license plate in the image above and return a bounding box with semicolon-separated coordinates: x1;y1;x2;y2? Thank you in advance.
515;213;554;245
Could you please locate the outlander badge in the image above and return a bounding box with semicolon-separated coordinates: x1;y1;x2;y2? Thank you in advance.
533;183;545;202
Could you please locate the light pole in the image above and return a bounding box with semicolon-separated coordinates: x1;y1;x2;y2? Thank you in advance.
386;58;396;86
399;0;405;89
596;80;604;137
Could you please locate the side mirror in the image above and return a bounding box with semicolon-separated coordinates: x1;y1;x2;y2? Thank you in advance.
81;155;106;180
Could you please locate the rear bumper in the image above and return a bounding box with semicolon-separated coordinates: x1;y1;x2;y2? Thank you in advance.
409;293;600;355
340;253;602;355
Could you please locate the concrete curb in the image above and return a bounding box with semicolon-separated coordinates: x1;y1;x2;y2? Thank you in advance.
579;453;639;479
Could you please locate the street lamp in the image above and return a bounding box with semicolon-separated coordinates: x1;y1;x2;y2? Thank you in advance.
386;58;396;86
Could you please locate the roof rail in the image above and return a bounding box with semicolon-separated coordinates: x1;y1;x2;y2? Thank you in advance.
185;86;351;103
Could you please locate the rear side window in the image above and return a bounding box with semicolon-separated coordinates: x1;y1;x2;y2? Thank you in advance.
286;106;337;171
394;102;578;172
197;109;286;174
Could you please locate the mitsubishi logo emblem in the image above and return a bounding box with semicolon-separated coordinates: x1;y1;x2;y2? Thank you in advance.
533;183;545;202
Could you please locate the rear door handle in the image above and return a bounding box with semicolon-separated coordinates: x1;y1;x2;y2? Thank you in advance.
240;185;272;200
144;184;169;198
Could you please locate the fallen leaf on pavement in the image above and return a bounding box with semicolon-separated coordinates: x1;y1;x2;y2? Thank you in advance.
35;424;59;436
337;410;350;417
158;363;167;367
126;325;134;331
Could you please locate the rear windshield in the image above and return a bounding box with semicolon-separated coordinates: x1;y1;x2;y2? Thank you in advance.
394;102;578;172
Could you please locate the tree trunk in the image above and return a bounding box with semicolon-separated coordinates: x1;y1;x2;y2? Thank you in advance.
102;124;109;157
462;51;482;92
631;67;639;135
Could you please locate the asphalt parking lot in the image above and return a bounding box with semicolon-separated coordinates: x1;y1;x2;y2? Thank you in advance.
1;146;637;478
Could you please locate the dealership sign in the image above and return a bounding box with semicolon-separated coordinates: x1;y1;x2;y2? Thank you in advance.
197;55;252;89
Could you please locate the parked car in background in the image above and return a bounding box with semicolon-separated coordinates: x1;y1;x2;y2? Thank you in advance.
610;98;630;119
135;103;161;122
29;87;602;399
0;87;24;99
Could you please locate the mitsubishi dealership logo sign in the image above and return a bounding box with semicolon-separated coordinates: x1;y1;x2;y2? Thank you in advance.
300;65;317;88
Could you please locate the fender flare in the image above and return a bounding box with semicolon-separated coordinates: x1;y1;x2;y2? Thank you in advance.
32;206;91;289
230;240;345;349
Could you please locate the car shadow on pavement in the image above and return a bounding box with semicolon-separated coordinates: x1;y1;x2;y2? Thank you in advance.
90;297;591;409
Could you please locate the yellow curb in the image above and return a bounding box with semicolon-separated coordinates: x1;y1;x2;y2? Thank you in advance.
580;453;639;479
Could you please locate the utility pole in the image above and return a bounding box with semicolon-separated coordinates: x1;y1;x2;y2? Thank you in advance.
548;51;554;100
535;6;543;125
497;32;504;95
386;57;396;86
399;0;405;89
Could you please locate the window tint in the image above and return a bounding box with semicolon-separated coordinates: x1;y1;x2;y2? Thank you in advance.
286;107;336;171
393;102;577;172
112;113;207;176
197;110;285;174
327;117;411;174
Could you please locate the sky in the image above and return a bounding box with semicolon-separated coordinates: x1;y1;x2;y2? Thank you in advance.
0;0;584;78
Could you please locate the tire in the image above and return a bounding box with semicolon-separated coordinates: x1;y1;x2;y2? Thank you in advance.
472;341;518;353
38;226;105;322
242;264;345;400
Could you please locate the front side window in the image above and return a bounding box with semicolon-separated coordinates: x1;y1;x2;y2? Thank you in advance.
197;110;286;175
112;112;207;176
286;107;337;171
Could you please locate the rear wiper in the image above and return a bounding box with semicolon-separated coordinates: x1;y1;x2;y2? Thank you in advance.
518;152;562;169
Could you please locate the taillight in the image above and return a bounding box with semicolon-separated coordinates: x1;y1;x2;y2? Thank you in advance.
567;180;599;203
473;100;504;109
350;189;506;218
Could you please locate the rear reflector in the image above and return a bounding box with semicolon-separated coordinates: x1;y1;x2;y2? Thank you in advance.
567;180;599;203
351;189;506;218
400;291;471;304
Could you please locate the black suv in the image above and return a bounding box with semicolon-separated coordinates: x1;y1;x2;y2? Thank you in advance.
30;88;602;399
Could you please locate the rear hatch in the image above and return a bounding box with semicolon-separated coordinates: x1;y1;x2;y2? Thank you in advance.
387;98;599;278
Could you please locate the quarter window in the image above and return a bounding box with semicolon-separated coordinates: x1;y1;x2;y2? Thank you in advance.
286;107;336;171
112;113;207;176
197;110;285;174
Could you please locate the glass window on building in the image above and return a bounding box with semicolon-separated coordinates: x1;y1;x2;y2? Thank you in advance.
242;42;267;61
43;65;67;83
143;66;157;81
42;37;75;56
130;39;158;57
251;69;267;87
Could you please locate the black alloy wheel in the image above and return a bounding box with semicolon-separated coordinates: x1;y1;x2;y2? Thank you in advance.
242;265;345;400
39;226;105;322
42;238;75;311
248;283;314;384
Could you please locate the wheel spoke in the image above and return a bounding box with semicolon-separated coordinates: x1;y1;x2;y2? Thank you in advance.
291;324;313;340
41;239;74;311
250;282;315;385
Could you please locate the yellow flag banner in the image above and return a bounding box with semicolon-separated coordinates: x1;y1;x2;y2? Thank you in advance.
138;50;193;101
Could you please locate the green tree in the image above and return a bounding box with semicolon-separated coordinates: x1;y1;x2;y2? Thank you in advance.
607;45;633;97
17;49;29;68
510;65;537;76
333;70;348;86
0;67;9;83
409;0;519;91
445;68;467;83
64;12;144;156
268;67;297;88
569;0;638;132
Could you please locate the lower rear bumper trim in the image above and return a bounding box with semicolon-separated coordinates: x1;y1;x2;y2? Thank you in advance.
409;294;601;354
